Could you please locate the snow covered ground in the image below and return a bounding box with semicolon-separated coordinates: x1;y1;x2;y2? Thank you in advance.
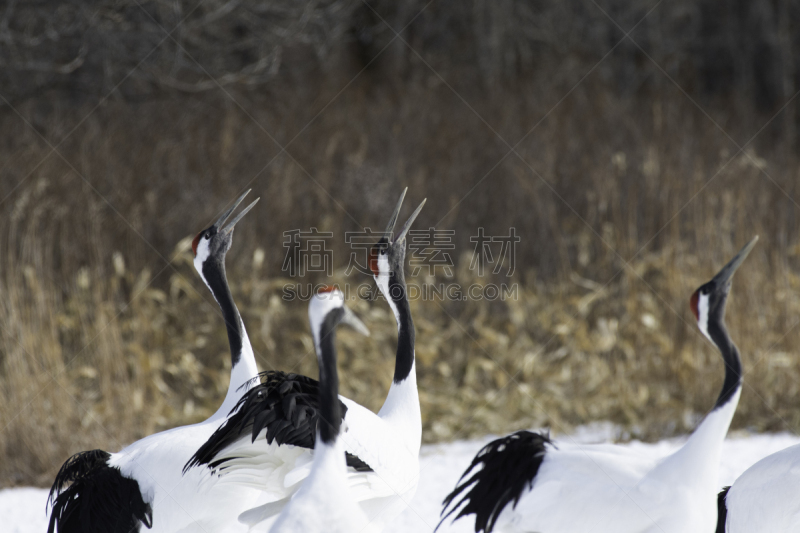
6;426;800;533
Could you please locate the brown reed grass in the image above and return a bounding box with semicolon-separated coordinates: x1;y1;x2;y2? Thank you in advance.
2;0;800;488
2;228;799;487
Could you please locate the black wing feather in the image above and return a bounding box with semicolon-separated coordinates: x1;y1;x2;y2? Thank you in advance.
48;450;152;533
438;430;553;533
48;449;111;507
716;486;730;533
184;370;372;473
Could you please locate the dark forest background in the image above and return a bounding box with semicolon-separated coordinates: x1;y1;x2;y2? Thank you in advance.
3;0;800;486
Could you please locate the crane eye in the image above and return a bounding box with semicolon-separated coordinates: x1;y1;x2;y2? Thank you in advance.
205;232;212;240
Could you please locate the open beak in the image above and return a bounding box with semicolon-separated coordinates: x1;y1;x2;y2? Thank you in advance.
340;306;370;337
212;189;259;236
214;189;260;235
222;197;259;235
712;236;759;285
384;188;408;237
214;189;251;228
381;188;426;243
395;199;426;243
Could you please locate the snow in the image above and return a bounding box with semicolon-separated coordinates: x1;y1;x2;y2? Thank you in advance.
1;487;50;533
7;426;800;533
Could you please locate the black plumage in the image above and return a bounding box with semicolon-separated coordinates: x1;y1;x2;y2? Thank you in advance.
716;486;730;533
184;370;372;473
48;450;152;533
438;430;553;533
48;449;111;504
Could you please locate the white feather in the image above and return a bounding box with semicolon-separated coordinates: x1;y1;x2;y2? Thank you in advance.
210;395;419;532
268;438;369;533
193;237;212;290
697;292;711;341
108;418;262;532
724;442;800;532
491;389;740;533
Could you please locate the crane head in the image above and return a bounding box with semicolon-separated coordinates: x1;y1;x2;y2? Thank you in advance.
369;188;426;297
690;236;758;341
192;189;259;274
309;286;371;343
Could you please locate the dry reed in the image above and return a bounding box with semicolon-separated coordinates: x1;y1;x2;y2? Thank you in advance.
2;0;800;488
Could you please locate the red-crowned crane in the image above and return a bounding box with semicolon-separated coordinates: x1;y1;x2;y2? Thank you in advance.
269;287;371;533
48;191;262;533
439;237;758;533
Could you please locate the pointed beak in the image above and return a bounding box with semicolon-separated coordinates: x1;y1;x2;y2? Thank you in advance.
384;187;408;237
712;236;759;285
340;306;370;337
214;189;252;230
222;197;259;235
395;198;426;243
